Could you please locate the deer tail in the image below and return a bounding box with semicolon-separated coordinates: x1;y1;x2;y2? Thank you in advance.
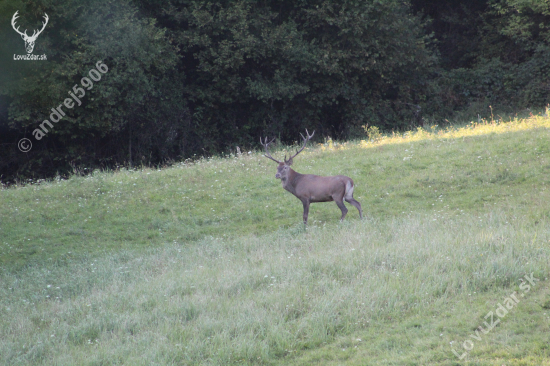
344;179;354;200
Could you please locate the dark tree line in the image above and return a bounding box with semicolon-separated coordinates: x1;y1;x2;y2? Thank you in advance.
1;0;549;182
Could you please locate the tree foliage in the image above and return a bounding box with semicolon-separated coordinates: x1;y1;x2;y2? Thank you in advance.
0;0;549;182
412;0;550;117
176;0;432;147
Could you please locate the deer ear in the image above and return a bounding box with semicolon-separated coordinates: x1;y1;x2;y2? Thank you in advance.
285;157;293;166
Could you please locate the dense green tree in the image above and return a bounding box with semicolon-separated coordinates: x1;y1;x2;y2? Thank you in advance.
412;0;550;117
159;0;434;149
0;0;185;178
1;0;549;182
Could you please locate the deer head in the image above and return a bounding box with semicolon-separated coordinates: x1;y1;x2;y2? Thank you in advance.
11;11;49;54
260;129;315;180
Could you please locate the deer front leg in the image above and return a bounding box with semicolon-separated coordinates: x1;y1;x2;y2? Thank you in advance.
302;199;310;224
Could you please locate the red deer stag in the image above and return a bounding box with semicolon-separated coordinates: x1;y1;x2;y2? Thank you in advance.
261;130;363;224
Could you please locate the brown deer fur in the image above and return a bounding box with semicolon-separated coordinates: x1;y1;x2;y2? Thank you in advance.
261;130;363;224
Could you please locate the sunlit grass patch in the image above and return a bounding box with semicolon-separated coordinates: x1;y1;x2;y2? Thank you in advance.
314;108;550;154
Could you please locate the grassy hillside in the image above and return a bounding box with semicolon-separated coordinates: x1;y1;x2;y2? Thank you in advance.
1;113;550;365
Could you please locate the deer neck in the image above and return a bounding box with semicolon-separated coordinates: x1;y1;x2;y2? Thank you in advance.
281;168;301;195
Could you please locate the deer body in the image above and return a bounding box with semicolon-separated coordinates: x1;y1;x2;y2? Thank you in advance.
262;130;363;224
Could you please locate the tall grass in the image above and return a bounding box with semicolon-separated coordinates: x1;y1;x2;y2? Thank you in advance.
1;209;548;365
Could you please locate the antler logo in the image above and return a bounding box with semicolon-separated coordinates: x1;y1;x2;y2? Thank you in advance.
11;11;49;54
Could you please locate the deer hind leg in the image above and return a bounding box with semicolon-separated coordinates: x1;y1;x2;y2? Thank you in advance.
345;197;363;219
344;180;363;219
334;198;348;221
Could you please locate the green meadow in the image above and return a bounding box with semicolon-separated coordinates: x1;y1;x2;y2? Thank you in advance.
1;114;550;365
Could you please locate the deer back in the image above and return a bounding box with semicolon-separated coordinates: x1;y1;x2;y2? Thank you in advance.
283;169;351;202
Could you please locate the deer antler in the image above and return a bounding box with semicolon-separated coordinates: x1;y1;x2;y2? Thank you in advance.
260;137;281;164
285;129;315;164
11;11;27;37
